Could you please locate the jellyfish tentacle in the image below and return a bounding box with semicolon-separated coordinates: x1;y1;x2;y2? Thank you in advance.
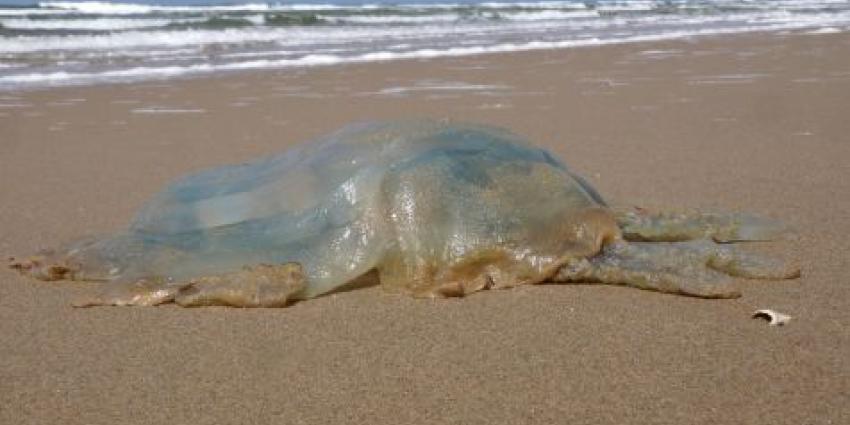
8;234;163;283
9;253;77;281
706;245;801;280
74;263;306;308
72;279;189;307
552;241;741;298
174;263;306;307
552;239;799;298
615;208;789;243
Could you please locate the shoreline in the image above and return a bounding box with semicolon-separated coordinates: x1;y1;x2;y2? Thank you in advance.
2;30;849;424
0;28;845;94
4;0;850;92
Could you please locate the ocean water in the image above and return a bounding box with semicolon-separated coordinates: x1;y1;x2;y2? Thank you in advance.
1;0;848;90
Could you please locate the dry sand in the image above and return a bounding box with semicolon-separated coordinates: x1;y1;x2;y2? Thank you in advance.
1;32;849;424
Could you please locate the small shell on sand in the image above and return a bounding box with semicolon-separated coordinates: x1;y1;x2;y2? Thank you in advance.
753;309;792;326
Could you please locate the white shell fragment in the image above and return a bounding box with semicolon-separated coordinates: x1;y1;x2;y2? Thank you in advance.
752;309;792;326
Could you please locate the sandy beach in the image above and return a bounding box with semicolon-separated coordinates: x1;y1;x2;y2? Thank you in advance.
1;31;849;424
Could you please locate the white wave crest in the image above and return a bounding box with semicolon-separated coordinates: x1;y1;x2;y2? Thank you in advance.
4;0;844;18
39;1;155;14
25;1;574;17
807;26;842;33
0;28;299;53
595;1;656;12
0;22;515;53
0;17;188;31
325;14;462;25
505;10;599;20
0;8;76;16
412;1;588;10
37;1;273;15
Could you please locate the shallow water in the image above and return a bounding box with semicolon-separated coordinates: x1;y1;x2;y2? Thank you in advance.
2;0;850;90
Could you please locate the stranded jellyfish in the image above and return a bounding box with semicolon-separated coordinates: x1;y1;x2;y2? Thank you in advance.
10;121;799;307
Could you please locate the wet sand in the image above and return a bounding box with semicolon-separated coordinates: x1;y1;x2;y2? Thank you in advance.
1;32;849;424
